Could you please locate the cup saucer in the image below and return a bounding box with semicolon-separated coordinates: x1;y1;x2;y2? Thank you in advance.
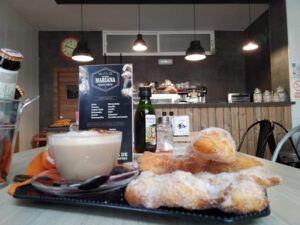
30;163;139;197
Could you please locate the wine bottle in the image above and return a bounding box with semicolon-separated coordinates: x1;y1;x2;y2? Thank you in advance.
134;87;156;153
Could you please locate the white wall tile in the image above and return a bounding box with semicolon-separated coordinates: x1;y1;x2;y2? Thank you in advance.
286;0;300;127
0;0;39;151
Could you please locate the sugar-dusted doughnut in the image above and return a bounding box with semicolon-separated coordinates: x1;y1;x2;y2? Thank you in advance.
125;169;274;213
138;151;208;174
191;127;236;163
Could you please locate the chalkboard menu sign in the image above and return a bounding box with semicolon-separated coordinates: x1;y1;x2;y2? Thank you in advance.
79;64;133;162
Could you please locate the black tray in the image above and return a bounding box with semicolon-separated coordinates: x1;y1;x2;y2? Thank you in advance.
14;184;270;223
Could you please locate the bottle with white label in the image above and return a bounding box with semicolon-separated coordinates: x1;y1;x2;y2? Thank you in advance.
0;48;23;100
134;86;157;153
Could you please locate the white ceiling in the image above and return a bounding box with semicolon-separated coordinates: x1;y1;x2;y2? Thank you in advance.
9;0;268;31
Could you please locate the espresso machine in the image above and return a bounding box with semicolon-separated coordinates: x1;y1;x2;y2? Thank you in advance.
177;86;207;103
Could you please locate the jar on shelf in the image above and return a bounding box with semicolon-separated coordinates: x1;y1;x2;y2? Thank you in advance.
272;91;280;102
263;90;272;102
253;88;262;102
276;86;288;102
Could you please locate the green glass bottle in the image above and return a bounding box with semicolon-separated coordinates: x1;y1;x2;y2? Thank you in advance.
134;87;157;153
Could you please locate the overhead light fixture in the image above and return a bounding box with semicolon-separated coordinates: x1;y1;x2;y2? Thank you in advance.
72;40;94;62
243;41;259;51
72;2;94;62
185;2;206;61
133;34;147;52
243;0;259;52
133;2;147;52
185;40;206;61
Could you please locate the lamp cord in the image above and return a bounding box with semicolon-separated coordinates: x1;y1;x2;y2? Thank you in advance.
248;0;251;26
193;1;196;40
248;0;251;39
138;1;141;33
80;2;83;40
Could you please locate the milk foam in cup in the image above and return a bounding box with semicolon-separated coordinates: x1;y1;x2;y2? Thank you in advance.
48;130;122;182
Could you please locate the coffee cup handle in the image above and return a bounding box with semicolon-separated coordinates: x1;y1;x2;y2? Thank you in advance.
45;145;55;165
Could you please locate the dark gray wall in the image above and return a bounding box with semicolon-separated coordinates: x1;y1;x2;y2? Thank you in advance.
269;0;290;92
244;10;271;92
39;31;246;129
39;31;104;130
107;31;247;101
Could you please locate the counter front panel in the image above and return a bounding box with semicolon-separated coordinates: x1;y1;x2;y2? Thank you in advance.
133;103;293;158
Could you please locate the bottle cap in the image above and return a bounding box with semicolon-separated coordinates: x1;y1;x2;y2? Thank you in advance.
158;117;162;123
139;86;152;97
158;117;169;123
162;116;169;123
0;48;23;71
0;48;23;61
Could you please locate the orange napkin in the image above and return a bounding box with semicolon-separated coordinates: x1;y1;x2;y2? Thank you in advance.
0;138;12;183
8;149;56;195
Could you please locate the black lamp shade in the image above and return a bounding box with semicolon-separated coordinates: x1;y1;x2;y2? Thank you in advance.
132;34;148;52
185;40;206;61
72;40;94;62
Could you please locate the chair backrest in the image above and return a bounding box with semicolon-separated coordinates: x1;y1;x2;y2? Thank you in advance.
272;125;300;162
237;120;276;158
256;120;276;158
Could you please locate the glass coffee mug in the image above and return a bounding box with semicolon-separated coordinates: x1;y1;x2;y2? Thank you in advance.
0;96;39;187
48;130;122;182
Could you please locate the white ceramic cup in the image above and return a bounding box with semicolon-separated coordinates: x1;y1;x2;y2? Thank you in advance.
48;130;122;182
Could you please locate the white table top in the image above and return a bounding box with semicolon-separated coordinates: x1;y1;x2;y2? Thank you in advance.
1;148;300;225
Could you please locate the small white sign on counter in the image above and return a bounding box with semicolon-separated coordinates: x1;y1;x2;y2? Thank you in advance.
291;63;300;99
172;116;190;136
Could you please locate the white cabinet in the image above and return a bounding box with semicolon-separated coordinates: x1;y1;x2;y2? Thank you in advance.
103;31;215;56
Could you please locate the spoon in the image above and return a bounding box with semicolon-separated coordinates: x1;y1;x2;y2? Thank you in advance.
77;175;109;190
75;170;136;190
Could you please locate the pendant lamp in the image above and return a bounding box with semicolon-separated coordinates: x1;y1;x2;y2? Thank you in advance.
243;0;259;51
72;3;94;62
185;2;206;61
133;2;147;52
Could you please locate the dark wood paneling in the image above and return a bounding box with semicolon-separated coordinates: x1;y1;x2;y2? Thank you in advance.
53;68;79;122
244;10;271;93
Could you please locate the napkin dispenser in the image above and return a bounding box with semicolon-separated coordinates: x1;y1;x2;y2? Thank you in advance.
172;116;190;136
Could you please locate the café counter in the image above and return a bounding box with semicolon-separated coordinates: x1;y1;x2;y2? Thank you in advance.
1;148;300;225
134;101;295;158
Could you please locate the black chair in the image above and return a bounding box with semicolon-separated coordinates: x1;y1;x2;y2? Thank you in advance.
272;125;300;168
237;120;276;158
237;120;300;162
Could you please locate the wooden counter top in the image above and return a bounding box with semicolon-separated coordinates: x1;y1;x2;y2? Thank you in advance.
134;101;295;107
